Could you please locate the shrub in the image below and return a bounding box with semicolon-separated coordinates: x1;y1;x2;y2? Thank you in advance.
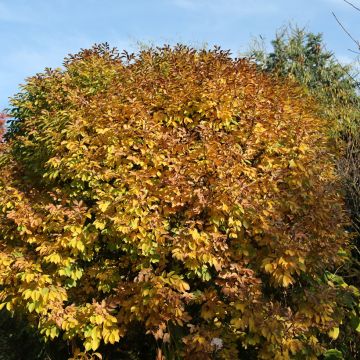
249;26;360;358
250;26;360;238
0;44;353;359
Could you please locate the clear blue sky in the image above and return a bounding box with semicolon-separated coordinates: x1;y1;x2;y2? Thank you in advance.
0;0;359;110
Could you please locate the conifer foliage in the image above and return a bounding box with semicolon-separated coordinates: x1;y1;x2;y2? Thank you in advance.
0;44;353;359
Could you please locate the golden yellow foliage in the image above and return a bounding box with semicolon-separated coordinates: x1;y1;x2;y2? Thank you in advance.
0;44;350;358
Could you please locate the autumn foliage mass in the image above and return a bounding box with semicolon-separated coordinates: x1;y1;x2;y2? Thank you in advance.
0;44;356;359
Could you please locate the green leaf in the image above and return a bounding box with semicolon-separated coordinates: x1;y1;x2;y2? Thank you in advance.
323;349;343;360
349;314;360;332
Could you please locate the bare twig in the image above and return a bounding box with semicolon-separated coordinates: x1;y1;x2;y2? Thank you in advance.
334;57;360;86
344;0;360;12
332;11;360;51
348;48;360;54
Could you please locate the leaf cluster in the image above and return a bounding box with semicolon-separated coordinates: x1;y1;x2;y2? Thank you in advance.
249;25;360;359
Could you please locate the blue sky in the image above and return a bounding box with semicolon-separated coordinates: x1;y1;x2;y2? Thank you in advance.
0;0;359;110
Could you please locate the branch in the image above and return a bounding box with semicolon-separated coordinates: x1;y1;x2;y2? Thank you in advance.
348;48;360;54
334;57;360;87
332;11;360;51
344;0;360;12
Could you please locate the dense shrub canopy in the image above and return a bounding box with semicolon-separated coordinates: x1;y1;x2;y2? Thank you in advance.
250;27;360;238
250;28;360;358
0;44;352;359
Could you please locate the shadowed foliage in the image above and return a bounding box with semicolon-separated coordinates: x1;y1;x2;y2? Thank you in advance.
249;26;360;359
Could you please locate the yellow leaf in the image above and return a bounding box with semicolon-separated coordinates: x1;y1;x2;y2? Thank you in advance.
289;159;297;169
282;274;293;287
96;128;110;134
180;280;190;292
299;143;308;154
190;228;200;241
92;337;100;351
76;241;85;251
94;219;106;230
108;329;120;344
264;263;273;273
98;201;111;212
328;327;339;340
